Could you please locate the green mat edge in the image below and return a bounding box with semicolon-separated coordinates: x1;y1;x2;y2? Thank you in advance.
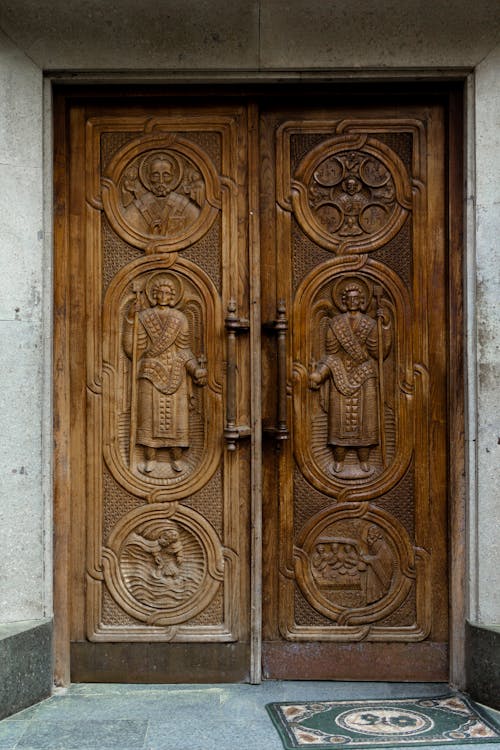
265;694;500;750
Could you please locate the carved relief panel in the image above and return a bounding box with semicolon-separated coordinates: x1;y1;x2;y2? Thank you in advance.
81;112;249;644
267;113;447;659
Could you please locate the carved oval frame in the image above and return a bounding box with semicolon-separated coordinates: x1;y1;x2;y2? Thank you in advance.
102;503;224;626
102;255;223;502
101;133;221;253
291;134;412;254
294;503;415;626
292;256;414;501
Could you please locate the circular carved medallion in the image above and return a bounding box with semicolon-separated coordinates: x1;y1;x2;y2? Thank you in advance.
102;504;223;625
294;504;415;625
291;136;412;254
102;133;221;253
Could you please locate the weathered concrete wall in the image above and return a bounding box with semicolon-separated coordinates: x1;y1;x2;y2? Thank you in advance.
0;0;499;71
0;29;49;622
471;41;500;625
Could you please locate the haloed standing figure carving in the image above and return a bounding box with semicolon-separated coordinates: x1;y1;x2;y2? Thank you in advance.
123;272;207;477
309;278;391;478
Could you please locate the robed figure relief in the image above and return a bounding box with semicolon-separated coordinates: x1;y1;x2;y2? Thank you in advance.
309;277;391;479
123;272;207;479
122;151;201;238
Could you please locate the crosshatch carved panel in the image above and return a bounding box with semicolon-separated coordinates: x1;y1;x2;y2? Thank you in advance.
273;116;442;648
82;112;248;645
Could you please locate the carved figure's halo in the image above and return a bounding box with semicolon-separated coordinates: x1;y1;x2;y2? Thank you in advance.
332;276;372;312
145;272;183;306
139;150;183;193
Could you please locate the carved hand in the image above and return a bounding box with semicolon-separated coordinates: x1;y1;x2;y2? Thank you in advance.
309;370;322;390
193;367;208;387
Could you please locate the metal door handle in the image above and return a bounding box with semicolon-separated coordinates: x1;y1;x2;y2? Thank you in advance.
224;300;251;450
263;300;290;443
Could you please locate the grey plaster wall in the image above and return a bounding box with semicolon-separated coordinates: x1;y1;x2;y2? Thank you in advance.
470;41;500;625
0;29;49;622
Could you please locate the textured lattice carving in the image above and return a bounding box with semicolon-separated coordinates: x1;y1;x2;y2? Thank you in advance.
294;584;334;627
102;585;141;626
102;214;142;293
292;217;334;292
101;132;140;173
103;467;143;541
184;467;223;537
294;466;331;540
371;132;413;176
290;133;332;173
189;588;224;626
374;465;415;540
379;586;416;627
177;131;222;172
371;221;412;290
183;214;222;293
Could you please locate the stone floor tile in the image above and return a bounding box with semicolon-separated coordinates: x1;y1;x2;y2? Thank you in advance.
145;718;283;750
16;719;148;749
28;692;220;722
0;720;29;749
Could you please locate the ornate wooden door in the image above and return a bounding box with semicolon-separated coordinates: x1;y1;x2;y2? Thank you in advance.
66;100;255;681
260;101;449;681
60;91;450;682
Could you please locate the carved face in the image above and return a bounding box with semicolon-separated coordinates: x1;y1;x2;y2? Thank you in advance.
345;177;361;195
153;282;176;307
149;158;175;196
345;289;362;311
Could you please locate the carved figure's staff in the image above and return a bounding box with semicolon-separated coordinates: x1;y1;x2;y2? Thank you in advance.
128;281;141;470
374;285;387;468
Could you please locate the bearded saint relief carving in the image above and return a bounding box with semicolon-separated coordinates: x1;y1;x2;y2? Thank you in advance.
122;271;207;480
120;151;202;239
309;276;392;480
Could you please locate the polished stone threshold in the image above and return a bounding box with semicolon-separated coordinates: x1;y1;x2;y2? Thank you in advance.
0;682;499;750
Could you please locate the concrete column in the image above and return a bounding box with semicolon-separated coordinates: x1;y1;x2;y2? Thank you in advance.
0;29;48;624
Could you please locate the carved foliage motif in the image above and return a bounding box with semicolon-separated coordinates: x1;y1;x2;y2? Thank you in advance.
294;504;417;627
102;128;221;253
103;504;224;626
288;134;412;254
293;257;413;500
102;257;223;502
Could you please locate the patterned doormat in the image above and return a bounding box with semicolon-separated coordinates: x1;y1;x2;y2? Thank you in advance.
266;695;500;748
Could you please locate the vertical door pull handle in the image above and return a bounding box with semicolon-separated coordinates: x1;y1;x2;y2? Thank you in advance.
224;300;251;450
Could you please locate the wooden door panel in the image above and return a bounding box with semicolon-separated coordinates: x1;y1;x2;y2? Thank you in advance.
261;105;448;680
68;103;252;681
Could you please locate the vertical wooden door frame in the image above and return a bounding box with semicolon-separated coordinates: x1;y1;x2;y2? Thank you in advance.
52;81;466;687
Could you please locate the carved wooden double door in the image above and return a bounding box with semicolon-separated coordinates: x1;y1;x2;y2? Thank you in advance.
65;93;448;682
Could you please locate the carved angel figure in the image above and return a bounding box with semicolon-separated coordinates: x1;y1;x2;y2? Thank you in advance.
309;277;391;477
122;152;200;237
123;272;207;477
